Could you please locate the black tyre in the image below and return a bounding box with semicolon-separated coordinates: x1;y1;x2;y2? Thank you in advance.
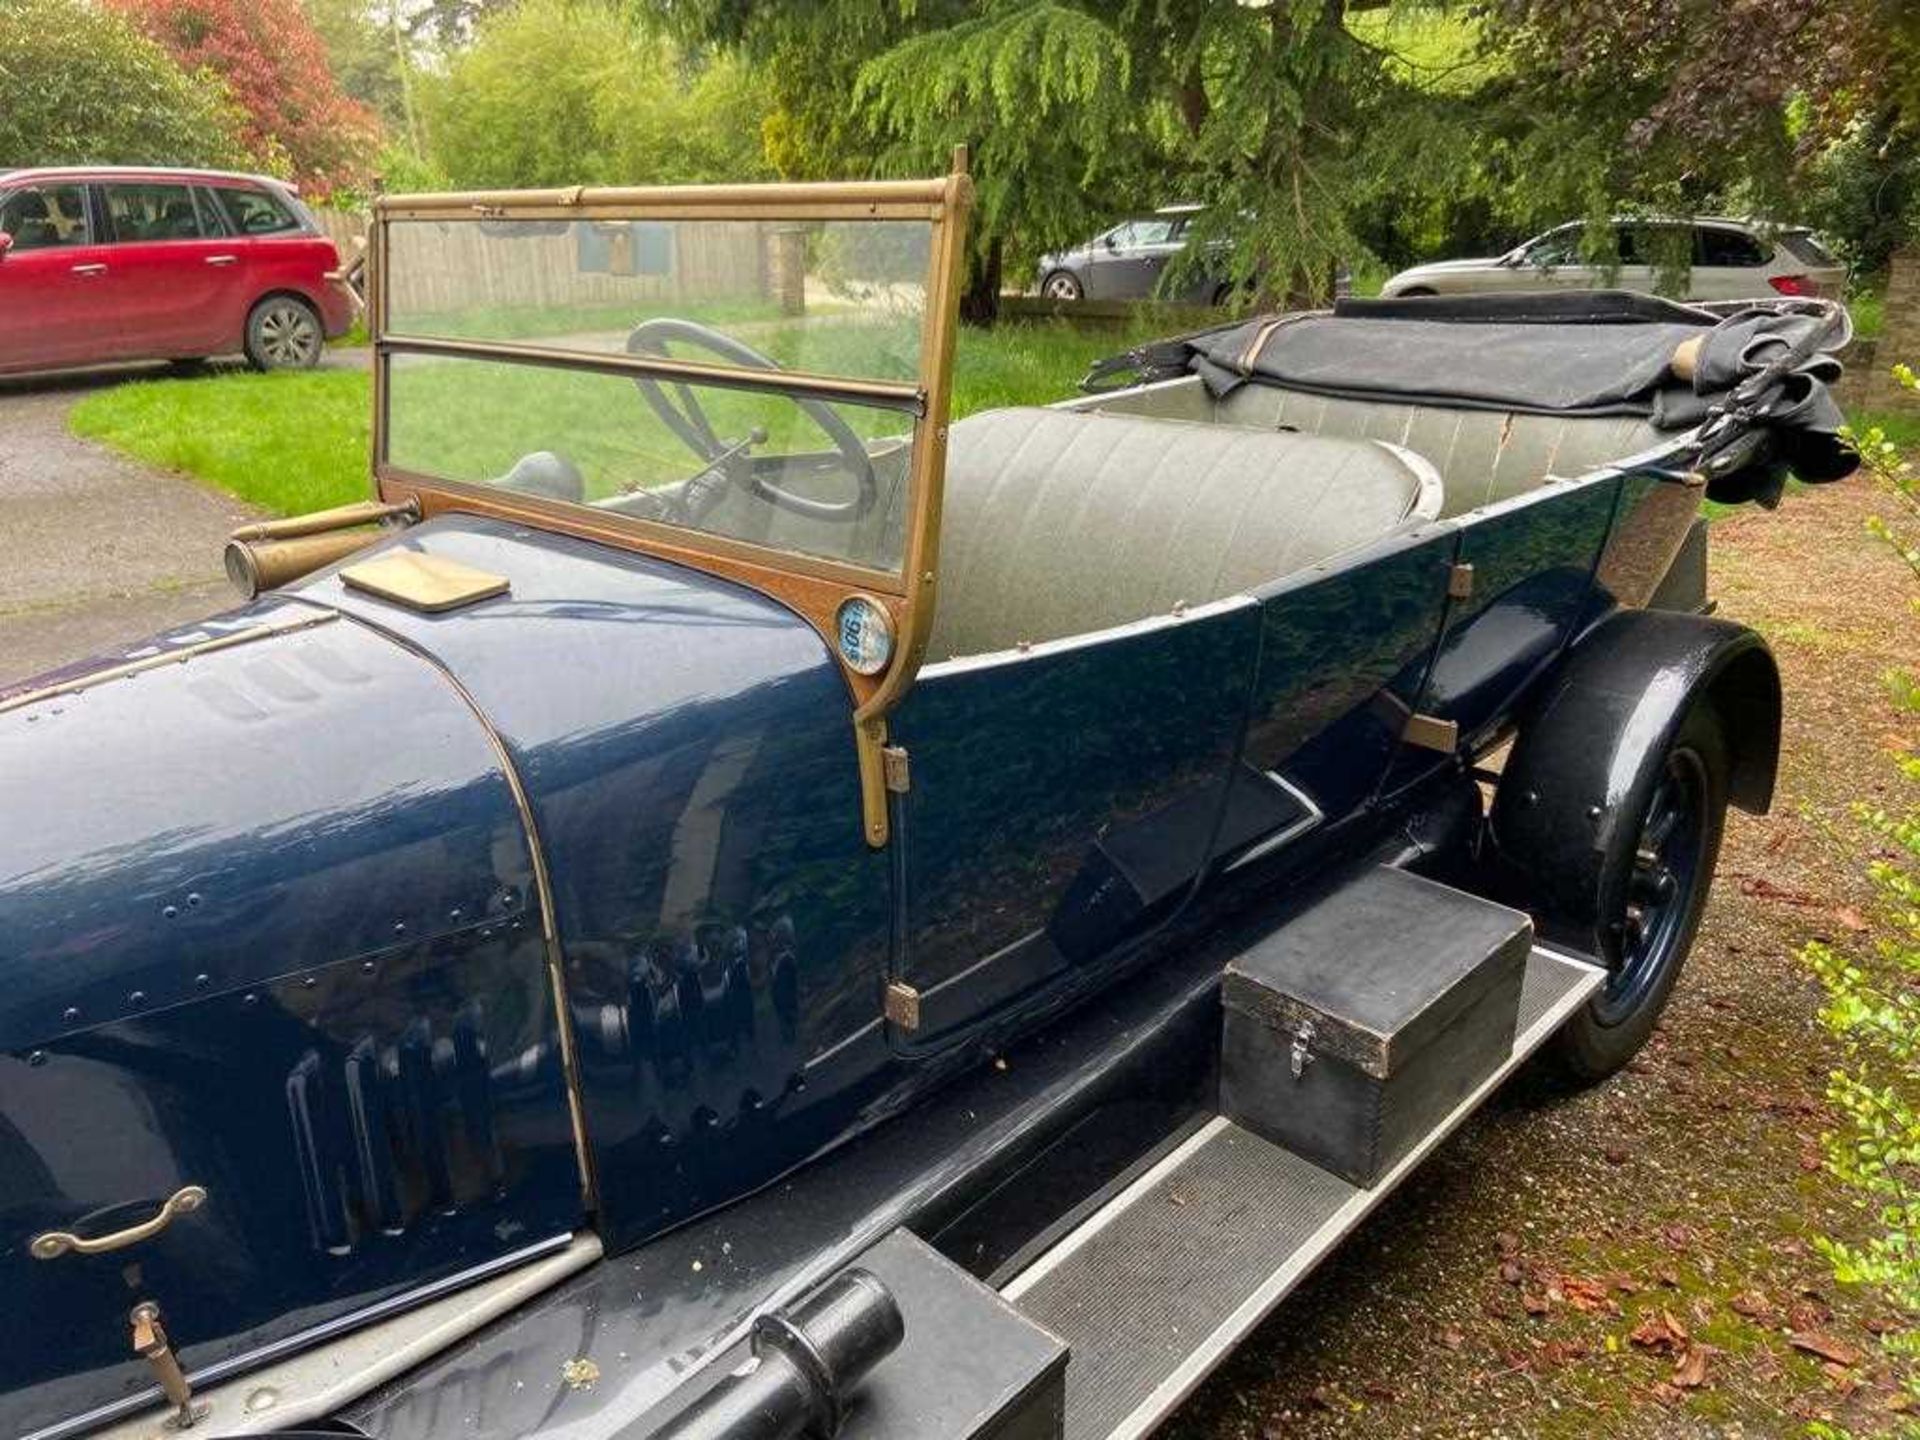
1550;703;1729;1082
1041;270;1083;302
244;295;323;371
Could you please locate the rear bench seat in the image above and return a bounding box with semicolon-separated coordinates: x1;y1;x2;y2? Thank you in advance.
929;407;1442;659
1209;387;1665;516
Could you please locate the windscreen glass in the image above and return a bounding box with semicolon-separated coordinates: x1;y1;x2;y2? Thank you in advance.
381;215;932;576
385;218;931;380
386;352;914;572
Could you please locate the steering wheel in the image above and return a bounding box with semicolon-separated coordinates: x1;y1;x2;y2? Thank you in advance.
626;318;878;522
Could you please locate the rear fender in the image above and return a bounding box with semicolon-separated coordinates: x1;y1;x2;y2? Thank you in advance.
1488;610;1779;948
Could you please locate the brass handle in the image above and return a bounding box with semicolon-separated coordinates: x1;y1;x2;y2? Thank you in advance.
30;1186;208;1260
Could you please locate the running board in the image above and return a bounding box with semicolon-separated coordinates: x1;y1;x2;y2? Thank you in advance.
1000;946;1604;1440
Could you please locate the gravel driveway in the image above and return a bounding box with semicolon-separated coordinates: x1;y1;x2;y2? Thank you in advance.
0;370;267;688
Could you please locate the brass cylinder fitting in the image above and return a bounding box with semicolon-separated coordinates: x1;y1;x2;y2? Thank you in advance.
224;527;385;600
224;498;418;599
229;498;416;543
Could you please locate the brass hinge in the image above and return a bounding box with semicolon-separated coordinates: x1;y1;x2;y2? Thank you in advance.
882;744;911;793
1447;562;1475;600
1404;712;1461;753
884;980;922;1031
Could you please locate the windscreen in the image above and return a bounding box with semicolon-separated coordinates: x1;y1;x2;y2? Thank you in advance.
380;215;934;577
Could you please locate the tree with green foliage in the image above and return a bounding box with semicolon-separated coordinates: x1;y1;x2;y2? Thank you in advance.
1475;0;1920;268
676;0;1478;322
302;0;419;147
0;0;249;171
424;0;770;190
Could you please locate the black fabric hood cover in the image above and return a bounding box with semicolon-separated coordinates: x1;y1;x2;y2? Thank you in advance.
1181;291;1857;494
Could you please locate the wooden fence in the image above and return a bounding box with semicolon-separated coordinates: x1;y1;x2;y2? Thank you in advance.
312;207;775;319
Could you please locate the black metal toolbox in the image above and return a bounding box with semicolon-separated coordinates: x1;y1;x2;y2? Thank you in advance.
1219;866;1533;1186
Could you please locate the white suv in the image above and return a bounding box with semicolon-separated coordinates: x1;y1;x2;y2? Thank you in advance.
1381;219;1846;302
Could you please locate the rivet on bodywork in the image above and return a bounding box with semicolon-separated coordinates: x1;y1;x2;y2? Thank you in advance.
186;893;202;908
27;1051;47;1067
194;974;210;988
448;908;463;923
1587;805;1604;821
63;1007;81;1024
361;960;376;975
161;906;178;920
393;921;407;936
302;976;317;989
128;991;146;1006
243;993;259;1006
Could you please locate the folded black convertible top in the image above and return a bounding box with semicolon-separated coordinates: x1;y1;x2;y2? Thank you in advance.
1090;291;1858;495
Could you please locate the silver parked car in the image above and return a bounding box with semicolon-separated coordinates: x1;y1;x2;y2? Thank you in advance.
1381;218;1846;302
1036;204;1229;304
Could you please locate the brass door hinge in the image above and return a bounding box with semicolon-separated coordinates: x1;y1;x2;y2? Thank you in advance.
884;980;922;1031
1404;712;1461;753
882;744;911;794
1447;562;1475;600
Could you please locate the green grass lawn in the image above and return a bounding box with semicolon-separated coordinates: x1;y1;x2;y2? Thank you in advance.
68;319;1162;515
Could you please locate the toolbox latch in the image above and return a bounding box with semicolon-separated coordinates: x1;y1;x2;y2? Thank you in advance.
1289;1021;1316;1081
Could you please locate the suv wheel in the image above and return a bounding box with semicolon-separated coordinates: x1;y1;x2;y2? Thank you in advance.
245;296;323;371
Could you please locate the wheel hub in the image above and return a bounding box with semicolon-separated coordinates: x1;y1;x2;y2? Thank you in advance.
1595;748;1708;1025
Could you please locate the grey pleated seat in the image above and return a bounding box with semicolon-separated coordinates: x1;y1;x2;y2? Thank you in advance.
1211;387;1664;516
930;407;1443;659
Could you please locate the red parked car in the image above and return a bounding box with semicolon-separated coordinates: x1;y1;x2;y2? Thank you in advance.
0;166;357;375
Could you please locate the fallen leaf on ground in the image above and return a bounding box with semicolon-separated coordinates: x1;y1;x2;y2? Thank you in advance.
1730;1291;1775;1321
1522;1291;1551;1317
1672;1346;1713;1389
1832;905;1869;932
1737;875;1825;906
1495;1231;1522;1258
1791;1333;1863;1367
1629;1310;1690;1354
1561;1276;1616;1313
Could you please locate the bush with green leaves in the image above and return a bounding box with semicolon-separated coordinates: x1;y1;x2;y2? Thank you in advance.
421;0;769;190
0;0;249;170
1805;364;1920;1427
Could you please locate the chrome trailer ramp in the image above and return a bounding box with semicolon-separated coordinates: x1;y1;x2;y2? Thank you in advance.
1001;947;1605;1440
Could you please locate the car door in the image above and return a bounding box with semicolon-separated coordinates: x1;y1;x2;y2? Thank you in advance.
884;602;1263;1047
1084;220;1172;300
0;181;122;371
1506;225;1589;293
1137;216;1192;299
99;180;251;359
1693;224;1774;300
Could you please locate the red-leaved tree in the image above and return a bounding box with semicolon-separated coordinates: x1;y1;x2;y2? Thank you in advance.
107;0;379;194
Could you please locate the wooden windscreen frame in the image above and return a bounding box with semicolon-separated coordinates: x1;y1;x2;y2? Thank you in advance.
368;151;975;847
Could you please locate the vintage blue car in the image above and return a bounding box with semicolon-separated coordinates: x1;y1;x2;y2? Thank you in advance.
0;158;1856;1440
